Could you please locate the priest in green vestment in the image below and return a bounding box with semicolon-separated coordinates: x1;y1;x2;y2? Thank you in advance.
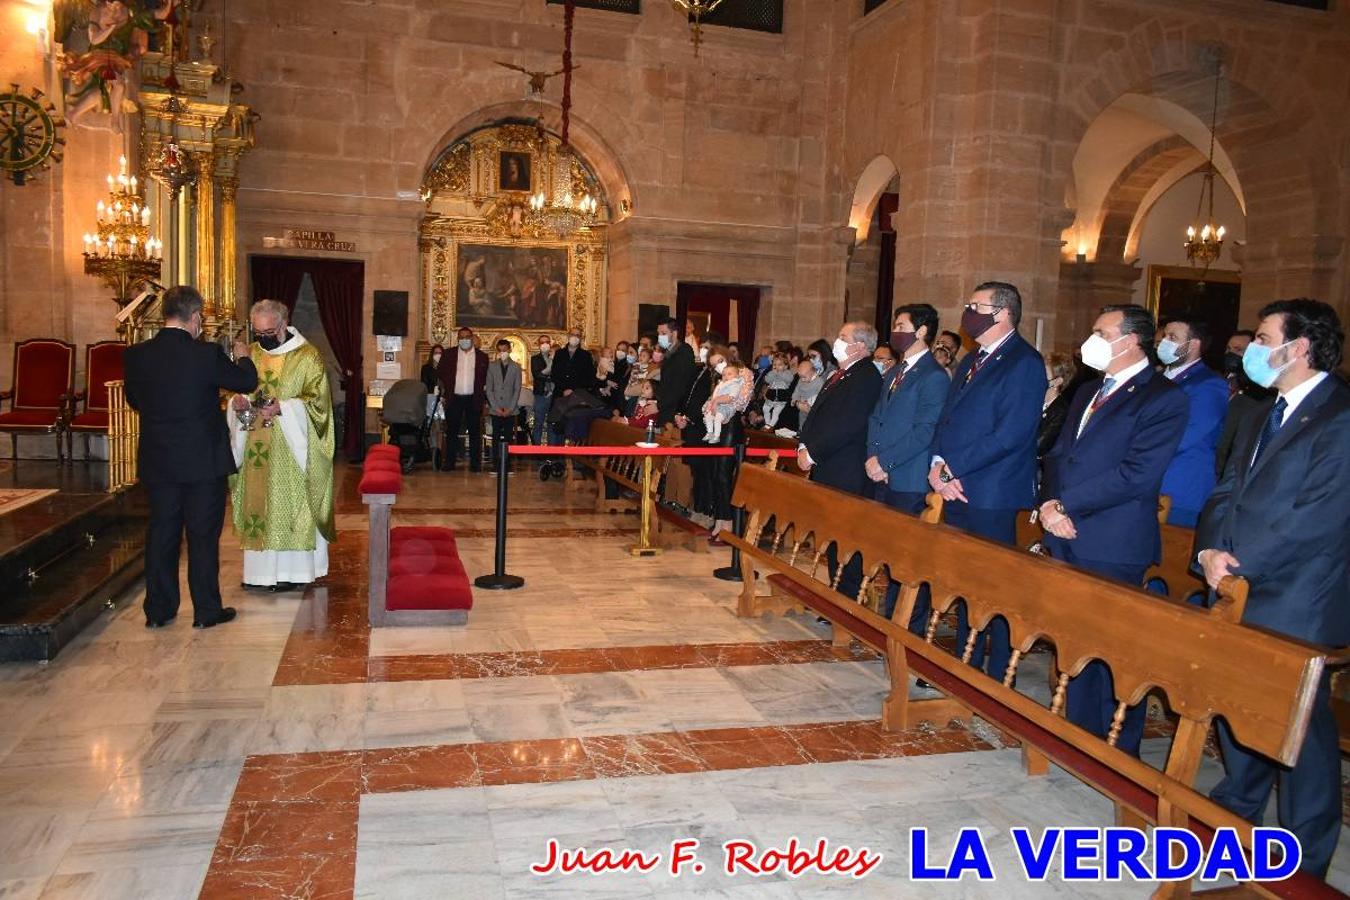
228;299;337;591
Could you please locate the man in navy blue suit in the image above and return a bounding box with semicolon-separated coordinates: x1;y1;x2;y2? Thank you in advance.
929;282;1046;680
1039;304;1188;756
865;303;949;626
1157;318;1229;526
1195;298;1349;878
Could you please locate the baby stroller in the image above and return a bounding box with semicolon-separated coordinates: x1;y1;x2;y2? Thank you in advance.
538;388;608;482
380;378;433;474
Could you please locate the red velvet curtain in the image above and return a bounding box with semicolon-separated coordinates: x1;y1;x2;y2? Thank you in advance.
874;193;899;336
249;256;365;460
675;283;760;351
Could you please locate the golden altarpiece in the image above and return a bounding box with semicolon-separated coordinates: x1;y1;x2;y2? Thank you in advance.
419;122;609;372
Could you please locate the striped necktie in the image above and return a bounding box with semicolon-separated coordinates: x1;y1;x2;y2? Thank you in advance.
1077;377;1115;437
889;360;910;394
1250;397;1287;468
963;349;989;385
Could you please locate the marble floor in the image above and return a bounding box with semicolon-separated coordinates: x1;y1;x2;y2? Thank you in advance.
0;462;1346;899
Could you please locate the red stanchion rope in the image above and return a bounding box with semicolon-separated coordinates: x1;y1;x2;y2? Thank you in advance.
506;444;788;458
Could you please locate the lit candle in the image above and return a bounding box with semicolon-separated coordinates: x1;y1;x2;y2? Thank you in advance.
107;174;114;190
83;234;92;254
119;155;127;174
1216;226;1226;240
130;176;137;192
1186;226;1195;239
141;207;150;226
1201;225;1210;240
97;200;106;222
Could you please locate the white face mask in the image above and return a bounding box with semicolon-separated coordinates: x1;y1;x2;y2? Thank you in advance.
539;343;550;353
832;337;851;363
714;361;727;375
568;335;581;348
1079;333;1129;372
432;354;442;365
699;346;709;362
1155;338;1187;366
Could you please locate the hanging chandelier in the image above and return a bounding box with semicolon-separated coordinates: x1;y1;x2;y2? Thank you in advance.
83;155;162;307
149;96;199;199
1184;59;1226;272
671;0;726;56
522;0;597;239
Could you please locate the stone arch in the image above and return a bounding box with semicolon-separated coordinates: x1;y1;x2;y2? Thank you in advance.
419;100;635;222
1054;27;1338;240
1093;136;1206;263
847;155;900;244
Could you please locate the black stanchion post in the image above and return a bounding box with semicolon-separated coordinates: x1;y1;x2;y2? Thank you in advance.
474;444;525;590
713;442;747;582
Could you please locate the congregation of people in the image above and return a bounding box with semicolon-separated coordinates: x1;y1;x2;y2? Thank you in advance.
411;282;1346;878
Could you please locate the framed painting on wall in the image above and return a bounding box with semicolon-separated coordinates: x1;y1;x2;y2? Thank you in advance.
455;243;569;331
1146;265;1242;371
498;151;532;193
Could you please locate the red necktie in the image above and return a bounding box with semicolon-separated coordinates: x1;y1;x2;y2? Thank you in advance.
889;360;910;394
825;368;844;389
964;349;989;385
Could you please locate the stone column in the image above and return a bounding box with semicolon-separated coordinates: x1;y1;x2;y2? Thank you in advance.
217;173;239;323
1052;259;1142;353
193;152;216;316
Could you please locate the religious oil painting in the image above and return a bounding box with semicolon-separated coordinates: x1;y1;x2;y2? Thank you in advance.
499;151;532;192
456;243;569;330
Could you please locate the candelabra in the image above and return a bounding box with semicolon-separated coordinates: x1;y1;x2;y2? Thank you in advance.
83;155;163;307
1184;52;1226;273
671;0;727;56
529;188;598;239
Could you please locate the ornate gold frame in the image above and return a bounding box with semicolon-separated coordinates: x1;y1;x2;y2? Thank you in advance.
419;122;609;351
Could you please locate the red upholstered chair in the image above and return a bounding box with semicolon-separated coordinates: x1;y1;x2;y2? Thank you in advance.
65;341;127;460
0;338;75;461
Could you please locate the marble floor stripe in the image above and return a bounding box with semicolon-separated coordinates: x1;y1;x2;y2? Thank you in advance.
199;718;991;898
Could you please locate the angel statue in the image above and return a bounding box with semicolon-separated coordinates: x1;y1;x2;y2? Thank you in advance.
55;0;178;131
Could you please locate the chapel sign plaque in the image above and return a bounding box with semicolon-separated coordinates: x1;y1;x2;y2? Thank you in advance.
262;229;356;252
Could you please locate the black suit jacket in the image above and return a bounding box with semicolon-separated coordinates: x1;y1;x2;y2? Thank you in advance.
1194;375;1350;646
550;346;595;398
123;328;258;484
799;359;883;495
655;342;697;426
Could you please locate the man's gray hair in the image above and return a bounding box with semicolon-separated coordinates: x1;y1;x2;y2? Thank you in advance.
250;299;290;326
846;321;878;353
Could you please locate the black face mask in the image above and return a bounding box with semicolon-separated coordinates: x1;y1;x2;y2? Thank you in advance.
258;333;283;351
1222;351;1242;375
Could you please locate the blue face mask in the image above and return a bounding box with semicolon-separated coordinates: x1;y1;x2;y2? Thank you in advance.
810;356;824;373
873;360;887;374
1242;340;1294;388
658;333;672;350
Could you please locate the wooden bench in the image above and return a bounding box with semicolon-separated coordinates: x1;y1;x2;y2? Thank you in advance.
361;445;472;627
723;465;1339;898
744;429;807;477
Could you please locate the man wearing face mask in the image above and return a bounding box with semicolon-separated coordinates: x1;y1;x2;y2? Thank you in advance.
1155;318;1229;527
1039;304;1188;756
228;300;337;595
929;282;1047;681
436;326;489;471
530;335;555;448
484;339;523;473
1194;298;1349;879
797;321;883;599
865;304;949;626
550;328;595;402
654;318;696;428
124;286;257;629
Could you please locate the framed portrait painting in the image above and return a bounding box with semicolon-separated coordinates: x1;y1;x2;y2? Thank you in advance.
456;243;569;331
498;151;532;193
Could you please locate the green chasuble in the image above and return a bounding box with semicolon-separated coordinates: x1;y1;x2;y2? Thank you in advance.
230;333;337;551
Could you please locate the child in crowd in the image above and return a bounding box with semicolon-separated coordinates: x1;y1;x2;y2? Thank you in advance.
702;361;751;443
759;353;795;428
624;347;654;416
788;357;823;431
613;379;658;429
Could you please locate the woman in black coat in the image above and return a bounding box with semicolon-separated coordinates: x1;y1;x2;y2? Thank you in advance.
420;344;444;394
1037;351;1080;458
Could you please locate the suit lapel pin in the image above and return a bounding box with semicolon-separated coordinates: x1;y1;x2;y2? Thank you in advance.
1127;385;1136;393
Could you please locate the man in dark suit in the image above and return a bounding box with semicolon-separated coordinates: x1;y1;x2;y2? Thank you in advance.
1039;304;1189;756
929;281;1047;680
550;327;595;401
798;321;883;599
123;286;258;629
1195;298;1349;878
865;304;949;625
437;325;489;471
655;317;697;428
1157;318;1229;527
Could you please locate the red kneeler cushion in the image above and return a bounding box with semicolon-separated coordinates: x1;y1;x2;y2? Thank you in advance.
367;445;400;460
389;554;465;577
391;526;458;544
359;471;402;495
386;573;474;611
364;459;402;475
70;411;110;432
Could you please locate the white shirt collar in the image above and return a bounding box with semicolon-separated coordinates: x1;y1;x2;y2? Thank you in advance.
903;347;930;368
978;329;1015;357
1164;358;1202;380
1278;371;1329;423
262;326;306;356
1102;356;1151;395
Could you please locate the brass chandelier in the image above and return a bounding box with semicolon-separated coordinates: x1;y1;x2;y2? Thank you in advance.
671;0;726;56
1184;60;1226;272
83;155;162;307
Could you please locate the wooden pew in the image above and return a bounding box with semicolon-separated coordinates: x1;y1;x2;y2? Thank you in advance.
722;465;1338;899
744;428;808;477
